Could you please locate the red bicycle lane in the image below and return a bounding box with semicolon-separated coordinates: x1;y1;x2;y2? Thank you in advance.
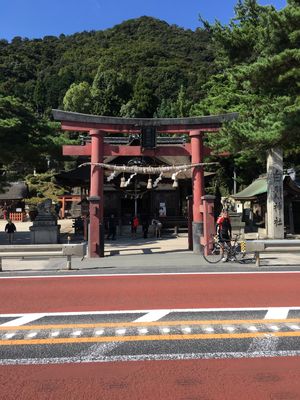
1;272;300;313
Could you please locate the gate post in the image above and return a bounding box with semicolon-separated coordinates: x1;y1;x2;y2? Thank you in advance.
190;130;205;254
200;195;216;251
186;195;193;250
88;129;104;258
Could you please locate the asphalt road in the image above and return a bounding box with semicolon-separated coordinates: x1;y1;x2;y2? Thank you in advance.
1;272;300;399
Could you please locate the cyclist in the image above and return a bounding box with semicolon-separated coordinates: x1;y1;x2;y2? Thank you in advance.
216;210;232;262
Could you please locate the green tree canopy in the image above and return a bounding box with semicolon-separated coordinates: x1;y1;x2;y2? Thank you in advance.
63;81;93;114
0;95;74;179
193;0;300;168
91;67;131;116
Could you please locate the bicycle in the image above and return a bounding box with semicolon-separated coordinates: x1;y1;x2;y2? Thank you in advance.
202;234;247;264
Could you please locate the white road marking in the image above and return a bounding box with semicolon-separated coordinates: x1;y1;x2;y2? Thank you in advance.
116;329;126;335
51;331;60;337
182;327;192;334
224;326;235;332
204;327;214;332
134;310;170;322
247;326;258;332
289;325;300;330
138;328;148;335
1;350;300;366
264;307;289;319
0;314;45;326
80;342;120;362
1;271;300;280
161;327;170;334
94;330;104;336
247;335;279;354
26;332;38;338
3;306;300;319
269;325;280;331
71;331;82;336
4;332;16;339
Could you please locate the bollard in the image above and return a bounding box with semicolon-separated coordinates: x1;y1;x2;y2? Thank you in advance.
66;255;72;270
255;252;260;267
67;235;71;244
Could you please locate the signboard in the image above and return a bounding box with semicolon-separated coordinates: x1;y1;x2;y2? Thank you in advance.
267;148;284;239
80;199;90;216
159;202;166;217
141;127;156;149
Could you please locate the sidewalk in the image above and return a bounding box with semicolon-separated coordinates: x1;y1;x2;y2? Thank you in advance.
0;220;299;272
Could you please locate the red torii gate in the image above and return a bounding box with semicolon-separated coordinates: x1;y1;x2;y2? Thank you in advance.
53;110;237;257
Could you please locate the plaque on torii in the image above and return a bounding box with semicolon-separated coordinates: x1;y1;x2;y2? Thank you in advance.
141;126;157;150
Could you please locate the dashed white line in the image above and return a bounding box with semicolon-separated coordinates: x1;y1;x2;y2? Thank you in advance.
71;331;82;336
247;326;258;332
269;325;280;331
224;326;235;332
94;329;104;336
289;325;300;330
51;331;60;337
4;333;16;339
182;327;192;334
138;328;148;335
116;329;126;336
204;327;214;333
27;332;38;338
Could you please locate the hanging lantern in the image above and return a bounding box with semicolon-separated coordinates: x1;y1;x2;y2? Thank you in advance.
124;173;137;187
172;171;180;188
153;172;163;188
147;177;152;189
120;176;126;188
107;171;117;182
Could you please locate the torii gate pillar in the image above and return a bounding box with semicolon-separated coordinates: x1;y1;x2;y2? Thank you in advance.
190;130;205;254
88;129;105;257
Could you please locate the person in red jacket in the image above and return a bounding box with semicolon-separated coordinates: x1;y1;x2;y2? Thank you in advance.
131;215;139;239
216;210;232;262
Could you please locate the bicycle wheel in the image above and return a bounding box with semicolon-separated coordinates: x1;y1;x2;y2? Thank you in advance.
202;243;223;263
232;244;245;262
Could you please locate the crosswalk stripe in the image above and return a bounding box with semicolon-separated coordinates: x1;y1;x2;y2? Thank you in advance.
0;314;45;327
264;308;289;319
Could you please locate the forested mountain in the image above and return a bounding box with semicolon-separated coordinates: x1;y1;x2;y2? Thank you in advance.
0;17;213;116
0;2;299;196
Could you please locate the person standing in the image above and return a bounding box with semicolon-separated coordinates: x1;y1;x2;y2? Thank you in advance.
5;219;16;244
151;218;162;239
142;215;149;239
107;214;117;240
216;210;232;262
131;215;139;239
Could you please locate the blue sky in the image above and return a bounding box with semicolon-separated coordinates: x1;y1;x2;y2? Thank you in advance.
0;0;287;41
